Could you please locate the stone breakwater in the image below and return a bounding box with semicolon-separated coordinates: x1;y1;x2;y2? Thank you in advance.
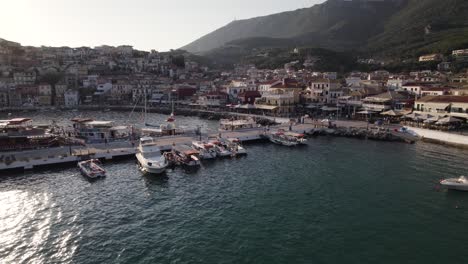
307;127;417;143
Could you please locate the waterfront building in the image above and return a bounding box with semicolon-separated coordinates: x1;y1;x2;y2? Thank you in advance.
415;95;468;118
362;91;413;112
307;78;342;105
196;91;228;108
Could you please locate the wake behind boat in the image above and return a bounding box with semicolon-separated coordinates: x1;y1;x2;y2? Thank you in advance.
78;159;106;180
136;137;169;175
440;176;468;191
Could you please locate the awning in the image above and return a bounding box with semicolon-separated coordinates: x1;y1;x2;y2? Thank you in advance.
255;105;279;110
357;110;376;114
236;104;256;109
321;106;339;111
436;116;464;125
305;104;320;109
381;110;403;116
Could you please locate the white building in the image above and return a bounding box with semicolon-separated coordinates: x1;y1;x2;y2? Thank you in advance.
308;78;342;104
64;90;79;107
258;80;281;95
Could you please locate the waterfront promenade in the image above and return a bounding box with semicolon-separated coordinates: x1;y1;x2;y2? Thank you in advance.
0;119;411;171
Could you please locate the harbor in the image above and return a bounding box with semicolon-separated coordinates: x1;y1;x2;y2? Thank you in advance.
0;113;421;171
2;132;468;264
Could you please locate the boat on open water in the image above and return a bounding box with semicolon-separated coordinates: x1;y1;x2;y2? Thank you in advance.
440;176;468;191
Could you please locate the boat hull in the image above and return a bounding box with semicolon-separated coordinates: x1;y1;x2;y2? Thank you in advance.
269;137;298;147
78;160;106;179
441;181;468;191
136;153;167;175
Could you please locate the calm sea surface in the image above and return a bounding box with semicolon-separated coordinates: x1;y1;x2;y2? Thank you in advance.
1;111;468;264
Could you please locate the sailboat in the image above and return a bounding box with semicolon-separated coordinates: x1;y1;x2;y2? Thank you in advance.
140;89;181;136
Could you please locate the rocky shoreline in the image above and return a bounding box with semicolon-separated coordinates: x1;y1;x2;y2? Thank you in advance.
307;127;418;144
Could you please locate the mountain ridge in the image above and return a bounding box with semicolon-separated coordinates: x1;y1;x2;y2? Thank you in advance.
181;0;468;60
181;0;408;54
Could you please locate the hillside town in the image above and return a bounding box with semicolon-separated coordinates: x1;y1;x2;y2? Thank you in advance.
1;38;468;122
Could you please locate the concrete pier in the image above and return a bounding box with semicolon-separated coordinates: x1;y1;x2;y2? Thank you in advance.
0;121;417;172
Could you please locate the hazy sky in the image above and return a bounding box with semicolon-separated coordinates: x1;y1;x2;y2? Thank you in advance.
1;0;325;51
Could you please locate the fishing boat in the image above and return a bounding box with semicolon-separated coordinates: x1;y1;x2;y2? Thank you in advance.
136;137;168;175
440;176;468;191
226;138;247;156
210;139;232;157
191;141;217;160
284;131;308;145
172;145;201;168
78;159;106;179
268;131;299;147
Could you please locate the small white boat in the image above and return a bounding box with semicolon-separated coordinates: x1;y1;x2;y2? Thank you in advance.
78;159;106;179
226;138;247;156
440;176;468;191
210;140;232;157
192;141;217;160
136;137;169;175
284;132;308;145
268;132;299;147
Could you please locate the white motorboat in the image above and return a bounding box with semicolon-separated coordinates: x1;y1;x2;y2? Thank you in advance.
78;159;106;179
210;139;233;157
136;137;169;174
192;141;217;160
226;138;247;156
284;131;308;145
268;132;299;147
440;176;468;191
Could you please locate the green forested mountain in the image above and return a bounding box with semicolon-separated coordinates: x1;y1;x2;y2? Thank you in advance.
181;0;468;60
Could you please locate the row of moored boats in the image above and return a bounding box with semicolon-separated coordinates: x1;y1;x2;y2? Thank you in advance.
135;137;247;175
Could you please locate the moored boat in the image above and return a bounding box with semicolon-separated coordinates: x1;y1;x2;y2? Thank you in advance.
191;141;217;160
284;131;308;145
226;138;247;156
78;159;106;179
440;176;468;191
136;137;169;175
210;139;232;157
172;145;201;169
268;131;299;147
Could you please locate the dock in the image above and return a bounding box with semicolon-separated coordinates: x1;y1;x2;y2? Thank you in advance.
0;121;412;171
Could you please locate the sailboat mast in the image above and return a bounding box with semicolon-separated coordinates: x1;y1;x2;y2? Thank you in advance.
144;88;147;124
